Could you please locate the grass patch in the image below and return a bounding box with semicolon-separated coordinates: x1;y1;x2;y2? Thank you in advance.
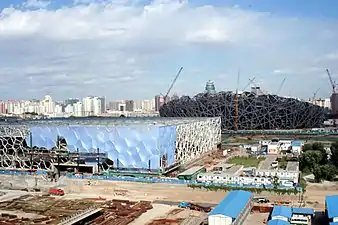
228;156;265;167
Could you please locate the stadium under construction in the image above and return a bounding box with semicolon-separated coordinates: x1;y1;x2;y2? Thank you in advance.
160;91;326;130
0;117;221;172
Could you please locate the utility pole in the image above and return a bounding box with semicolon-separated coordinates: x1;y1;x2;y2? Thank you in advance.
57;154;60;180
97;148;100;174
76;148;80;173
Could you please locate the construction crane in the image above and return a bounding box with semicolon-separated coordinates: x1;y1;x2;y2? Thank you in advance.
276;77;287;95
248;78;268;95
163;67;183;103
326;69;336;94
312;88;320;101
234;69;240;130
242;77;255;91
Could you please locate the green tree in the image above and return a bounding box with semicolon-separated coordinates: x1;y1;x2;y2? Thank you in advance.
299;151;326;173
313;165;323;183
320;165;337;181
302;143;313;152
331;141;338;167
272;175;279;188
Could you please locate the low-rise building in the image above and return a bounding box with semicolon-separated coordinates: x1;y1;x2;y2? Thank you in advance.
271;206;292;222
268;143;279;154
291;140;303;154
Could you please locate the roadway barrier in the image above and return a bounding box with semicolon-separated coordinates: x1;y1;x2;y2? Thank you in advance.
0;170;47;175
0;169;302;191
67;174;302;191
223;130;338;135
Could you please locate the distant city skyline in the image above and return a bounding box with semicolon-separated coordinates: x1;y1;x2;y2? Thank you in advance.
0;0;337;100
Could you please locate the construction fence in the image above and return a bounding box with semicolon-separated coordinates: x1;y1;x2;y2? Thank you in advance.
0;169;303;191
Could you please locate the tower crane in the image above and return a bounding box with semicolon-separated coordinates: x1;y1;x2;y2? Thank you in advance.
242;77;256;91
312;88;320;101
163;67;183;103
276;77;287;95
326;69;337;127
326;69;336;94
248;78;268;95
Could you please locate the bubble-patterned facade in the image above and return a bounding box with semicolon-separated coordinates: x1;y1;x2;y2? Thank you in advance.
159;92;325;130
0;117;221;171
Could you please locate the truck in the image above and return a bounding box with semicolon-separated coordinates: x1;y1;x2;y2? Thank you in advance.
49;188;65;196
178;202;211;212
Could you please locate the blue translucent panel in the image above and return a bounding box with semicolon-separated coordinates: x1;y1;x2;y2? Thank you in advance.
27;125;176;170
158;125;176;166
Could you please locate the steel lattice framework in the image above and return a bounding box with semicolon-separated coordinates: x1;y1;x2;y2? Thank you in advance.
159;92;325;130
0;125;70;170
175;117;221;163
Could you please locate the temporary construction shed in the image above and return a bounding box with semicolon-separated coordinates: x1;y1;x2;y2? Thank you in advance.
208;190;253;225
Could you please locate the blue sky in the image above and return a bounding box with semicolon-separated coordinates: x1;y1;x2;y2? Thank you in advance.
0;0;337;101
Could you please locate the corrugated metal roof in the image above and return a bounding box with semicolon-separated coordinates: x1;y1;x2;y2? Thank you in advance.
268;220;290;225
329;222;338;225
292;207;314;215
291;140;302;147
271;206;292;219
326;195;338;219
178;166;204;176
209;190;253;219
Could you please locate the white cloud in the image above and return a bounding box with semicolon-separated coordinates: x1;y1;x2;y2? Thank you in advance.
23;0;50;8
0;0;337;100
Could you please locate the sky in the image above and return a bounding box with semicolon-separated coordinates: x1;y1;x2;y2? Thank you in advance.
0;0;338;101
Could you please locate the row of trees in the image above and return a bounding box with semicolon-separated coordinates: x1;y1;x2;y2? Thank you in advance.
299;142;338;182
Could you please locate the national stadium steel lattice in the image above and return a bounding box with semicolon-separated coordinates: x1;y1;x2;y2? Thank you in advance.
159;92;326;130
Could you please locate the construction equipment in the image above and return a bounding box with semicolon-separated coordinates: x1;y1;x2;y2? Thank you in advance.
276;77;286;95
178;202;211;212
249;78;268;95
326;69;337;127
312;88;320;101
49;188;64;196
242;77;255;91
326;69;336;94
163;67;183;103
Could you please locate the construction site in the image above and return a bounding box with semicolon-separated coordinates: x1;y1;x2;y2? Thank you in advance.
0;171;337;225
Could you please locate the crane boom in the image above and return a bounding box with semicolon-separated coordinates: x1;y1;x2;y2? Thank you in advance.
312;88;320;101
249;78;267;95
164;67;183;102
242;77;255;91
326;69;336;93
276;77;287;95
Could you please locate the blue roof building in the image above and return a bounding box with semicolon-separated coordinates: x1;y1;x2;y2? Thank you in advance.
292;207;314;216
271;206;292;220
326;195;338;219
291;140;302;147
268;220;290;225
208;190;253;225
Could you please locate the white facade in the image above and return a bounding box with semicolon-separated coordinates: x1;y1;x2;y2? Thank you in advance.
267;143;278;154
255;169;299;184
197;173;274;186
279;140;292;151
271;216;289;222
291;146;302;154
208;215;232;225
310;98;331;109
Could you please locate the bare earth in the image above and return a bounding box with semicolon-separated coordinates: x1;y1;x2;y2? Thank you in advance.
63;178;338;211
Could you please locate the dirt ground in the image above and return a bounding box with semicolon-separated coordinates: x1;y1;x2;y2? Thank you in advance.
243;212;269;225
64;179;228;204
63;178;338;212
